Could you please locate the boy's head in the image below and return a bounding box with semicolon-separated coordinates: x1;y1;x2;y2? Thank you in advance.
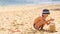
42;9;50;17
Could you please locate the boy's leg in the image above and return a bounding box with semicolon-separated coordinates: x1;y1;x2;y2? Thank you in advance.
33;24;40;30
40;25;44;30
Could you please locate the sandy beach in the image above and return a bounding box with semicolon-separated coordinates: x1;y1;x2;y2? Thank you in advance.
0;4;60;34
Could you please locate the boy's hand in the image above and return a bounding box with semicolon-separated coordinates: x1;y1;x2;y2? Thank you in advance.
49;19;54;21
46;19;54;25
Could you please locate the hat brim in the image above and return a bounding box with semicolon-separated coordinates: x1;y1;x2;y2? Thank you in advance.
42;13;50;14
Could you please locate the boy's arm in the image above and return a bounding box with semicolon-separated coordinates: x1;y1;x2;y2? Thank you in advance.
46;20;51;25
46;19;54;25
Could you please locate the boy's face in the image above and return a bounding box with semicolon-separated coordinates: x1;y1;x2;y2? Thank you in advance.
42;14;49;17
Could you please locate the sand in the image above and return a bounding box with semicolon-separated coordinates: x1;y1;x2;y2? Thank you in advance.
0;4;60;34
